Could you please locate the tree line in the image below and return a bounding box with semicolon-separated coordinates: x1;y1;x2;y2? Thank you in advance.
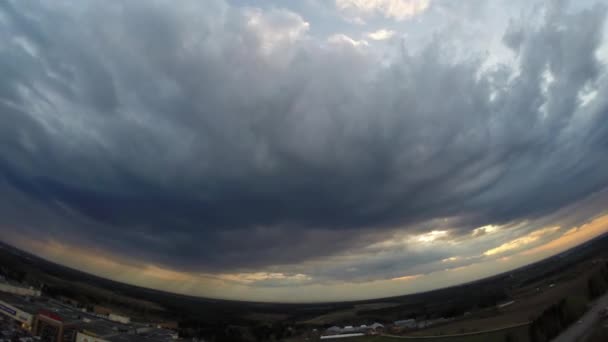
528;261;608;342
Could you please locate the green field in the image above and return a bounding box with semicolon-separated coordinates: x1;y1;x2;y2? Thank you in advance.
327;324;529;342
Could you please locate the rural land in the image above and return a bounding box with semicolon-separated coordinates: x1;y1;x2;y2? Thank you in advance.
1;234;608;342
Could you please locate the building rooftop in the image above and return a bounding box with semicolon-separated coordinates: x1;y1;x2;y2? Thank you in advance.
80;319;132;337
0;292;45;314
39;301;89;324
105;329;176;342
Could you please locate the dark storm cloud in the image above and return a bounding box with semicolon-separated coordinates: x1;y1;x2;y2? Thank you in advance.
1;0;608;273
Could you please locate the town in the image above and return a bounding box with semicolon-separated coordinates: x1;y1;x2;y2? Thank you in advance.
0;279;179;342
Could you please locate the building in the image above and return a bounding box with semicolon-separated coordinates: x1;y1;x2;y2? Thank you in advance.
341;326;355;334
108;315;130;325
394;319;416;329
102;328;177;342
325;326;341;335
33;301;92;342
497;300;515;309
92;307;112;316
0;292;44;331
77;331;111;342
76;320;176;342
35;310;81;342
323;323;384;337
369;323;384;334
0;281;41;297
76;319;133;342
155;322;177;331
320;333;364;340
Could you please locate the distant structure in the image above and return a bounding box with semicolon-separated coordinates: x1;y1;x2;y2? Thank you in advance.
0;280;41;297
325;326;341;335
0;292;41;330
77;320;177;342
0;291;178;342
36;307;84;342
320;333;364;339
108;313;131;324
369;323;384;330
93;306;113;316
394;319;416;329
497;300;515;309
156;322;178;330
323;322;384;337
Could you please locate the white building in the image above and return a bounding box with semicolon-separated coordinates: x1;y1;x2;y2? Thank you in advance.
76;331;110;342
341;326;355;333
108;313;130;324
369;323;384;331
0;296;39;330
394;319;416;329
320;333;364;340
0;282;41;297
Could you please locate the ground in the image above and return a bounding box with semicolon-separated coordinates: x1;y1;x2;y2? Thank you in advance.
325;324;529;342
406;266;592;336
300;303;401;325
2;235;608;342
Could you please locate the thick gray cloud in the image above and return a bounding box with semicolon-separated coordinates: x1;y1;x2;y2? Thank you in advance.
1;0;608;278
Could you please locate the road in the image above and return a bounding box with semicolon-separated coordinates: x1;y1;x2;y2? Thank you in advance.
551;292;608;342
380;323;530;339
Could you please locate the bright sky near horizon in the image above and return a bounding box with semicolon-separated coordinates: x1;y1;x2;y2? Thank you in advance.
1;0;608;302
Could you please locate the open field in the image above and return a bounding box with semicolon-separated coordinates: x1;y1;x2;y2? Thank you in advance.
326;324;529;342
406;263;596;336
301;303;401;325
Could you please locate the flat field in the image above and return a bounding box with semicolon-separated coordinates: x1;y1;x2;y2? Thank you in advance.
326;324;529;342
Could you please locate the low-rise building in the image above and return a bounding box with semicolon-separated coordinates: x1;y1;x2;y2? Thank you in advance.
0;292;44;331
0;282;40;297
33;300;100;342
325;326;341;335
108;315;130;325
92;307;112;317
155;322;177;331
394;319;416;329
76;319;176;342
369;323;384;333
320;333;364;340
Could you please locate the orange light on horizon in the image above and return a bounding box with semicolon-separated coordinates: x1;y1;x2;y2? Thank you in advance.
523;214;608;257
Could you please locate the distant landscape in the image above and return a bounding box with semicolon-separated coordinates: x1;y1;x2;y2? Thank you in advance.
2;233;608;341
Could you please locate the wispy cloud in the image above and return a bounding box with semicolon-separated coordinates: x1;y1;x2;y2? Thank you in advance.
366;29;396;40
327;33;369;46
336;0;430;21
484;227;560;256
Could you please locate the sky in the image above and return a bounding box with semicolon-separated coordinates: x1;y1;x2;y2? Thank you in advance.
1;0;608;303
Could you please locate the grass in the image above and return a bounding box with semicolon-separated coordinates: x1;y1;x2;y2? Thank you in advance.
300;303;400;325
404;270;594;337
324;324;530;342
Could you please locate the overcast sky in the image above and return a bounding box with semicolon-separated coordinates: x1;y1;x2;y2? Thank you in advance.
1;0;608;302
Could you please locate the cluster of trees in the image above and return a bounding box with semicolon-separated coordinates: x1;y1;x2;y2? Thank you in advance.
528;296;587;342
179;319;299;342
587;327;608;342
0;265;27;282
529;263;608;342
358;285;510;323
587;262;608;299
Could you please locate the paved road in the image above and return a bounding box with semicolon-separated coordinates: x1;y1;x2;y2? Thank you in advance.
551;292;608;342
